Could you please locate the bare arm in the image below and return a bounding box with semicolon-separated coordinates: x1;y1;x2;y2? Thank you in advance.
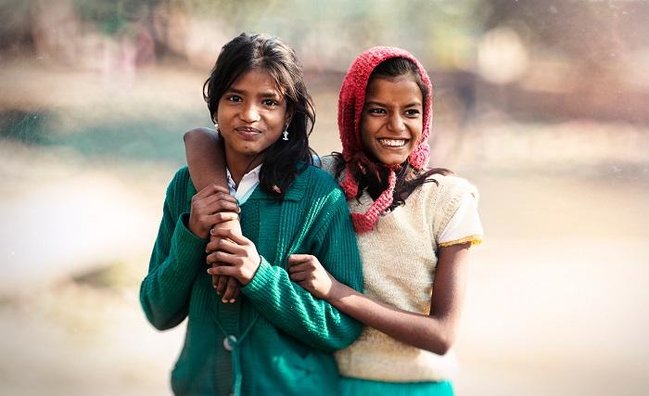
184;127;241;302
184;127;227;190
289;243;471;355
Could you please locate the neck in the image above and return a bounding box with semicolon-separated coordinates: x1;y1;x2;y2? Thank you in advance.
225;151;263;187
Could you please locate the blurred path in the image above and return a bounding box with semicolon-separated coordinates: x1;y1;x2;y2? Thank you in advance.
455;172;649;395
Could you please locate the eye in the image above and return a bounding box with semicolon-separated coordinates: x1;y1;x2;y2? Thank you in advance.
262;99;279;107
405;108;421;117
367;107;387;115
225;95;243;103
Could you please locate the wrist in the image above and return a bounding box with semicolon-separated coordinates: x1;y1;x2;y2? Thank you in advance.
185;213;208;239
240;253;262;286
326;278;346;302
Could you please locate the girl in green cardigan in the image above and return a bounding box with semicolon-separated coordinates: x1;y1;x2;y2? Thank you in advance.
140;33;363;396
184;46;483;395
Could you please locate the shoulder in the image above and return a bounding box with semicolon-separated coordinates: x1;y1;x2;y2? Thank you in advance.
298;163;339;185
416;173;480;222
319;155;342;178
167;166;191;190
422;173;479;202
164;166;196;202
291;164;346;203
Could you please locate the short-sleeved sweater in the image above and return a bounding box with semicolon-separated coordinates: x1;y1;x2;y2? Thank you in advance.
322;156;481;382
140;166;363;395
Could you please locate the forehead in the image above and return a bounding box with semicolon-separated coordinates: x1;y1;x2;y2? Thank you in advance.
229;68;283;94
365;75;422;103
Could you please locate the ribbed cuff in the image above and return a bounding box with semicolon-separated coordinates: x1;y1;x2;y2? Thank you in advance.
241;257;276;299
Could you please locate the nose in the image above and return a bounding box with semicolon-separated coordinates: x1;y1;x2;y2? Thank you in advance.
240;103;260;123
387;113;406;133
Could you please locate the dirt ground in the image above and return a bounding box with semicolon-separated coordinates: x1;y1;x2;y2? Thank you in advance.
1;61;649;395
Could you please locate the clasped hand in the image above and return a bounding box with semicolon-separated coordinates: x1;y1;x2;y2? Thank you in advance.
288;254;337;300
206;228;262;287
188;184;260;302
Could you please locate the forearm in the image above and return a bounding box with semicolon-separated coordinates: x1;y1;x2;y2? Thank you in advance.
327;283;457;355
140;213;206;330
242;259;362;352
183;127;227;191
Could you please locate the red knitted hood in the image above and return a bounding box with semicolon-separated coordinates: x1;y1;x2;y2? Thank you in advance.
337;46;433;233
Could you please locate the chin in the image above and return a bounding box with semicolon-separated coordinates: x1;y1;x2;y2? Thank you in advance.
376;155;408;166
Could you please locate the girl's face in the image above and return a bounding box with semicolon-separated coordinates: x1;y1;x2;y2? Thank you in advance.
217;68;290;170
360;75;423;166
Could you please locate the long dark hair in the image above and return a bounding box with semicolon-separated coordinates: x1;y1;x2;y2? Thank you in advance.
335;57;452;210
203;33;316;198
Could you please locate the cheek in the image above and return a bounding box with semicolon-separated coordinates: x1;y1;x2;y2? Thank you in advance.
359;125;373;149
409;121;424;142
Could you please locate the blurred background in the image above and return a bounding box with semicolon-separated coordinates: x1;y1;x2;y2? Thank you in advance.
1;0;648;395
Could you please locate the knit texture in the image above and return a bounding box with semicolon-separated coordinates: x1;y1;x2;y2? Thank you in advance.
140;166;363;395
337;46;433;233
324;156;482;382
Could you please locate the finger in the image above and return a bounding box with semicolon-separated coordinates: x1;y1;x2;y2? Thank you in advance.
221;278;240;303
206;233;245;255
289;270;307;282
231;283;240;301
206;251;230;265
207;265;237;277
206;236;236;255
216;273;228;295
212;212;240;225
205;238;220;253
211;274;221;291
287;254;312;265
210;228;251;246
193;188;238;209
287;262;308;274
192;184;228;203
207;250;241;266
210;184;230;195
199;195;240;214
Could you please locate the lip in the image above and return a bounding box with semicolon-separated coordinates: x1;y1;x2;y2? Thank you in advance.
377;137;410;148
234;126;262;140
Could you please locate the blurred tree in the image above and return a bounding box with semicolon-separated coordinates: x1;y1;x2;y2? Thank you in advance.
478;0;649;75
74;0;159;35
0;0;34;55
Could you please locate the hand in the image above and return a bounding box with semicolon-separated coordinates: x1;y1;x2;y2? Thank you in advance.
188;184;240;239
288;254;336;300
206;228;261;286
209;219;242;303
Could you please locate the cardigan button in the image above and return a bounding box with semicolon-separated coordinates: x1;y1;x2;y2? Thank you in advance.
223;335;237;351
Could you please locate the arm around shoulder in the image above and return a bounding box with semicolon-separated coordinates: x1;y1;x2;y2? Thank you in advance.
184;127;227;191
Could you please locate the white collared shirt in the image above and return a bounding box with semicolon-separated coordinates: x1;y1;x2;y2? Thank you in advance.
226;164;262;205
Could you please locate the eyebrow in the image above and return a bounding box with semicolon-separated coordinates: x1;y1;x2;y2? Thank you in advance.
225;87;282;98
365;100;422;108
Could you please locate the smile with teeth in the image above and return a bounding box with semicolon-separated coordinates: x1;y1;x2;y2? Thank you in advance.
378;138;408;147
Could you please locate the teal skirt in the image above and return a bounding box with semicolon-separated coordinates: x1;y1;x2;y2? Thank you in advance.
340;377;454;396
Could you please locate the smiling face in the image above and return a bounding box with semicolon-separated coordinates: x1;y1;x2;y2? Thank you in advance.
216;68;290;180
360;75;424;166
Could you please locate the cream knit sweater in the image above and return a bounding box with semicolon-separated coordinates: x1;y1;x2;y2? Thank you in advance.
323;158;481;382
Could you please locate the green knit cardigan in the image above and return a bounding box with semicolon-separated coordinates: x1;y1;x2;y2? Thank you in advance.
140;166;363;396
